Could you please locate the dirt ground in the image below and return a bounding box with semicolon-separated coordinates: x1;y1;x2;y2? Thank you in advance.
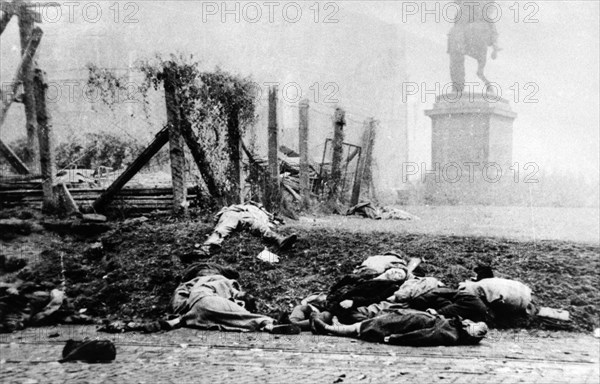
2;205;599;332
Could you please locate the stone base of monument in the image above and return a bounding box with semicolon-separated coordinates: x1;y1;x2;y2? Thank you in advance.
423;91;517;204
425;91;517;168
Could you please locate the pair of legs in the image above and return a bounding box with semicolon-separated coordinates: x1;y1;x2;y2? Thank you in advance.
289;304;334;332
203;211;296;252
311;309;488;346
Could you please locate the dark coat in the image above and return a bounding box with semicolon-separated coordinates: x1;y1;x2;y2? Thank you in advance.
409;288;490;322
359;308;482;346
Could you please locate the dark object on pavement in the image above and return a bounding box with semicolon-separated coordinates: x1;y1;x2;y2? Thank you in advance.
59;339;116;363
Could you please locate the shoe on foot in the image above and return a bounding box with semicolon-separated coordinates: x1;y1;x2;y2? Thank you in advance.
310;314;330;335
270;324;301;335
309;313;330;335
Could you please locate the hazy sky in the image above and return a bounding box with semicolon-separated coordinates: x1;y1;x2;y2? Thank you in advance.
349;1;600;178
1;0;598;185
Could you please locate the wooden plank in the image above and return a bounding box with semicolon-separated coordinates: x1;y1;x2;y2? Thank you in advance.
329;108;346;201
268;86;279;183
180;122;222;200
298;99;310;208
163;67;188;214
0;174;42;182
351;119;372;205
0;139;30;174
32;67;56;211
266;86;280;210
18;6;39;169
92;128;170;211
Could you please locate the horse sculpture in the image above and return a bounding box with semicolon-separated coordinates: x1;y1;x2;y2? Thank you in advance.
447;3;501;93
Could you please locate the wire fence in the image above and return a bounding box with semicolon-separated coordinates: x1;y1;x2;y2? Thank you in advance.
2;66;378;207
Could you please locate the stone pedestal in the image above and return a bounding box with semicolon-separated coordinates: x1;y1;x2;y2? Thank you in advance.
425;92;517;168
423;92;517;204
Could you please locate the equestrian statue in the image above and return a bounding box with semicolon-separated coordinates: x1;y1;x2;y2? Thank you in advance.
447;0;501;93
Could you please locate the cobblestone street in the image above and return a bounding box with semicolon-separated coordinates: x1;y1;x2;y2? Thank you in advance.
0;326;598;383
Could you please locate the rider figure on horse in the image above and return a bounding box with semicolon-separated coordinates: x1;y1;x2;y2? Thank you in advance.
451;0;501;59
447;1;501;92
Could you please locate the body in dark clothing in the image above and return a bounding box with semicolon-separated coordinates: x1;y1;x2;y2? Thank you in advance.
359;309;486;346
311;308;488;346
409;288;490;322
326;277;402;324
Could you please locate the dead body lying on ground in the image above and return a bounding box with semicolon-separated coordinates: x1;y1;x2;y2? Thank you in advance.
310;308;489;346
0;281;92;333
289;254;537;346
201;202;297;254
346;202;420;221
99;263;299;334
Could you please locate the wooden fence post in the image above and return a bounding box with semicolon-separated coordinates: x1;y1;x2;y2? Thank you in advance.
32;68;56;212
227;109;242;204
18;4;39;170
329;107;345;201
362;118;377;201
163;67;188;215
351;118;376;205
298;98;310;208
266;86;280;210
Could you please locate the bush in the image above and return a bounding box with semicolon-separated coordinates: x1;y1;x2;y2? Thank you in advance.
55;132;143;170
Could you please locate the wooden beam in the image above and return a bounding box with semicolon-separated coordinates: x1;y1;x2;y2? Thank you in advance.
163;67;188;214
266;86;280;210
180;121;222;200
32;67;56;211
351;119;372;205
18;6;39;168
0;139;30;174
329;107;346;201
298;98;310;208
92;128;170;211
268;86;279;183
0;25;43;129
0;173;41;182
227;109;242;204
